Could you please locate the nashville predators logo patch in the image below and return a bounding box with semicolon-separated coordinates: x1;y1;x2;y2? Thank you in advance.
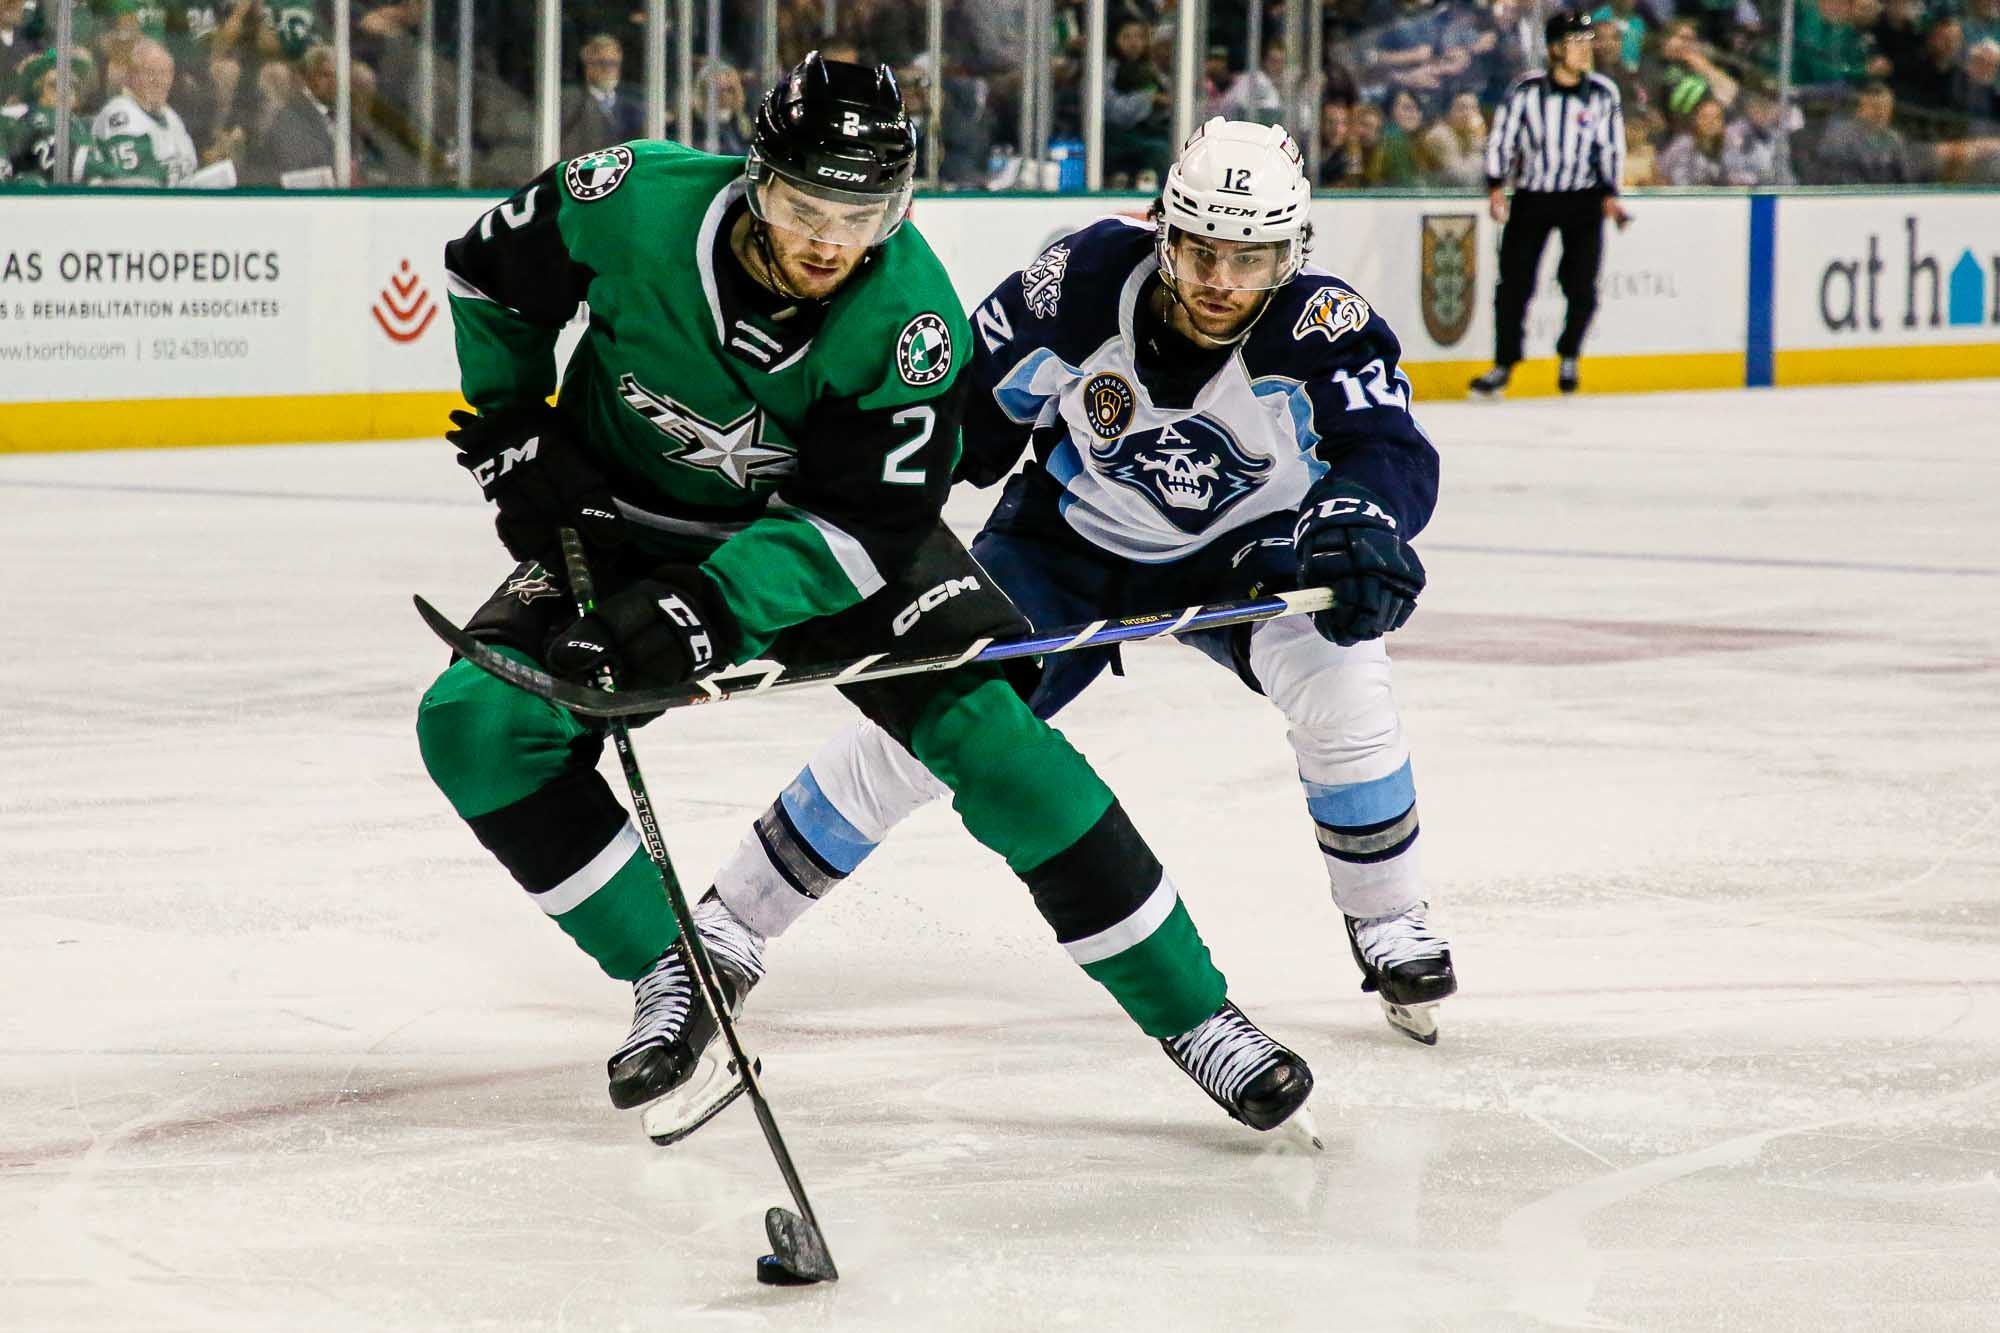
1293;284;1372;343
1083;372;1136;439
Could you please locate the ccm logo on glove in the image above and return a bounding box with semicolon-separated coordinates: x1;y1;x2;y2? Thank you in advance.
470;439;541;490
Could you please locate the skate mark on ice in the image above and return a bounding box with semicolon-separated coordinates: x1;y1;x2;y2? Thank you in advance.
1497;1072;2000;1329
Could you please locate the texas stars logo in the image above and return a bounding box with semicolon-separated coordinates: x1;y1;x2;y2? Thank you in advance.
565;145;633;201
618;373;795;488
1087;414;1273;534
896;313;953;387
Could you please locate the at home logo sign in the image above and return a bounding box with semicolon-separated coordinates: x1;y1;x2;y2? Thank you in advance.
1820;216;1999;333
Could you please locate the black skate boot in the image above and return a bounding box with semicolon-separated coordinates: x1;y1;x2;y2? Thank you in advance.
1468;365;1511;398
1344;902;1456;1046
607;890;765;1136
1163;1002;1319;1145
1558;357;1580;394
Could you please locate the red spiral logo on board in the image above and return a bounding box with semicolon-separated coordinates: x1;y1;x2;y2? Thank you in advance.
372;259;438;343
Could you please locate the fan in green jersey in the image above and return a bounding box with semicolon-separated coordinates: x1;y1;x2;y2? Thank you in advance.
417;53;1318;1140
2;49;103;185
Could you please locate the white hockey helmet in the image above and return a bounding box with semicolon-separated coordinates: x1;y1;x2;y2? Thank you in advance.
1157;117;1311;292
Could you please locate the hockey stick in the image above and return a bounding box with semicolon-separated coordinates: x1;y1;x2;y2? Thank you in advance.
412;584;1336;720
556;528;838;1287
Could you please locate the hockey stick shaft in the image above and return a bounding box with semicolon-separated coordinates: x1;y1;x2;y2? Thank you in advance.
558;529;837;1281
411;584;1335;721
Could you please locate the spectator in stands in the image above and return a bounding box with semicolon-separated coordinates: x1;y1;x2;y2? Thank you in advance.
1650;19;1739;127
1;0;36;104
1105;15;1171;184
1372;0;1444;95
1589;0;1646;73
1895;15;1967;122
1372;86;1424;185
685;61;754;156
92;37;207;185
1792;0;1892;92
1657;93;1730;184
254;39;336;186
1593;16;1646;114
1810;80;1923;179
1968;0;2000;52
1724;87;1795;183
1418;87;1488;186
1962;39;2000;127
1871;0;1929;92
1347;97;1385;182
1218;34;1287;125
1318;95;1364;186
1622;106;1663;185
3;49;100;185
561;33;645;157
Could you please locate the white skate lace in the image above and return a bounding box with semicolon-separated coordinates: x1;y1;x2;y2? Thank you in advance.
693;892;766;984
1167;1005;1283;1106
1353;902;1449;971
612;948;692;1063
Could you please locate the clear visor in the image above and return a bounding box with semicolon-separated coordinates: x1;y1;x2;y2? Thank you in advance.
1160;230;1298;292
747;165;912;248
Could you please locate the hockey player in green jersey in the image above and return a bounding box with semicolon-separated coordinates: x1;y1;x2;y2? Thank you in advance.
417;54;1317;1140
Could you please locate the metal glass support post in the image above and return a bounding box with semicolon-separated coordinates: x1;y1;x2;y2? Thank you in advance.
536;0;560;167
1017;0;1039;185
53;0;73;183
456;0;473;186
1084;0;1106;190
334;0;354;186
1173;0;1202;149
1305;0;1324;181
417;0;436;184
647;0;668;140
675;0;695;146
1283;0;1304;130
1777;0;1797;178
925;0;944;187
704;0;721;154
762;0;780;99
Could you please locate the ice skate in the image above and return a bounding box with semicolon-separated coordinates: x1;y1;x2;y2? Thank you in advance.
1468;365;1511;398
1163;1002;1320;1147
1345;902;1455;1045
1558;357;1580;394
607;891;766;1143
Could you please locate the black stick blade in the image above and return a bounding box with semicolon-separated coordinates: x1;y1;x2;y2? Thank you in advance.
761;1206;838;1284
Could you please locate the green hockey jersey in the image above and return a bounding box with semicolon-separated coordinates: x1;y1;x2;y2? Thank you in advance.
90;92;197;186
444;141;971;659
1;106;100;184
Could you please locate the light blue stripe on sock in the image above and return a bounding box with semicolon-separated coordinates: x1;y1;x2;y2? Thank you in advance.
1302;759;1415;829
778;768;878;875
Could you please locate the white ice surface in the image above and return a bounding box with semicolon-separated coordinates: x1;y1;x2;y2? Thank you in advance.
3;382;1998;1332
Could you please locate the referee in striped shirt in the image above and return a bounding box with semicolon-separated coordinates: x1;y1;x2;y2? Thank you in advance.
1470;10;1632;397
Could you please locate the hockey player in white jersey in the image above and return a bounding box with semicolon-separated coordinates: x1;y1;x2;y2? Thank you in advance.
650;118;1453;1136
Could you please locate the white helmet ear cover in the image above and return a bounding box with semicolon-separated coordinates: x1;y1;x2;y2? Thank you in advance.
1157;117;1310;288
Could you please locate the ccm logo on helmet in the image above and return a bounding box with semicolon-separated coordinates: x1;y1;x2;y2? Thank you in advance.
816;165;868;182
1206;203;1258;216
892;576;981;636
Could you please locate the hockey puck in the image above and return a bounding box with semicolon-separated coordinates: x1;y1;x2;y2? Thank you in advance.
755;1253;821;1286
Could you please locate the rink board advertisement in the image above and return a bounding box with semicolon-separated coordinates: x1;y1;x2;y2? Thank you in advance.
2;188;1995;451
1771;194;2000;384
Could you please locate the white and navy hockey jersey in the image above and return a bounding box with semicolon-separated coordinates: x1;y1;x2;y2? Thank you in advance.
959;217;1439;563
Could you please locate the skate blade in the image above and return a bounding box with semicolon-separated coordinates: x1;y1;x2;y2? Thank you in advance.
641;1051;757;1146
1278;1101;1325;1152
1380;996;1440;1046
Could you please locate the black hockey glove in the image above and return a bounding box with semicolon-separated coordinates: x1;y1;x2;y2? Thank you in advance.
543;567;741;691
447;405;626;565
1293;477;1426;646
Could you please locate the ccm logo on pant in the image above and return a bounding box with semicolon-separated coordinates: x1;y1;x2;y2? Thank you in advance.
893;576;981;637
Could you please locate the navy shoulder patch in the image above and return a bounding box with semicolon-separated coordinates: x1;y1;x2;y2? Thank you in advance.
1021;242;1070;319
564;145;633;202
895;312;953;387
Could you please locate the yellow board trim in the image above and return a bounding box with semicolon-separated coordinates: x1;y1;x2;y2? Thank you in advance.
0;391;465;453
1404;352;1746;400
1774;342;2000;386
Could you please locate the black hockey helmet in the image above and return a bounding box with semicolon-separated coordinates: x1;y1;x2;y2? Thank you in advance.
745;52;917;248
1544;9;1594;45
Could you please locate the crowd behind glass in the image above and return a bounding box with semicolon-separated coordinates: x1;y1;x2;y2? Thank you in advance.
3;0;1996;189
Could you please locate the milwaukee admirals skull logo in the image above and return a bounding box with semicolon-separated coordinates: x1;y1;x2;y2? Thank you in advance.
1293;284;1372;343
618;372;795;488
1082;372;1136;439
1088;414;1273;534
565;145;633;201
895;312;953;386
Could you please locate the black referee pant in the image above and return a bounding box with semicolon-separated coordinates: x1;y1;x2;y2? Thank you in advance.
1493;189;1604;367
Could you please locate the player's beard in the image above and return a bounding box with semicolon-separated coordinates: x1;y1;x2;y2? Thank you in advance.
756;223;864;301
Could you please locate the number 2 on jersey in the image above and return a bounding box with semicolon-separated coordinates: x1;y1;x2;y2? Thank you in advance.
883;406;934;484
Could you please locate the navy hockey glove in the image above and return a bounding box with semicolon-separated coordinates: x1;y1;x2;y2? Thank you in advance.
448;405;625;565
543;567;740;691
1293;478;1426;646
